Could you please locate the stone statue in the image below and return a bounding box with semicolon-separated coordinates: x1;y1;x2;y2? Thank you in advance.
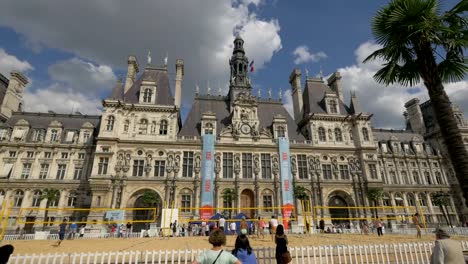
117;154;124;166
146;154;152;165
332;157;338;172
308;157;315;172
291;157;297;170
273;156;279;171
234;156;241;170
147;51;152;64
174;155;180;169
254;156;260;169
167;155;174;168
195;155;201;168
314;157;321;171
215;155;221;171
124;154;131;166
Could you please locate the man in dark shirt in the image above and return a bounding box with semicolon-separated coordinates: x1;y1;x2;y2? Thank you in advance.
126;222;132;238
57;219;67;246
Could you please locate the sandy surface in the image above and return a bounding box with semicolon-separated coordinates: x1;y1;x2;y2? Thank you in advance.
5;233;468;255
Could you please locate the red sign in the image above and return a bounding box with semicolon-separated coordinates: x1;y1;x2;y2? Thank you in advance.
282;152;288;161
205;180;211;192
284;179;290;192
200;205;214;220
206;152;211;160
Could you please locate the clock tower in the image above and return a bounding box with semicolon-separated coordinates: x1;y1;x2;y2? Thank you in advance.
228;36;252;109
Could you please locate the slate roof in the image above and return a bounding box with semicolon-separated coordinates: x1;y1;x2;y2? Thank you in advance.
109;80;124;100
2;112;101;130
179;95;305;141
1;112;101;143
0;73;8;108
123;65;174;105
302;77;352;116
372;128;424;142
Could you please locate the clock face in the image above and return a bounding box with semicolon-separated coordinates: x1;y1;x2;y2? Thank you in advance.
241;124;251;134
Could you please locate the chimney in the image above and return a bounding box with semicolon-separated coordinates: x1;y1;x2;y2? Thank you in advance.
404;98;426;134
174;59;184;108
327;71;344;102
289;68;303;122
124;55;139;94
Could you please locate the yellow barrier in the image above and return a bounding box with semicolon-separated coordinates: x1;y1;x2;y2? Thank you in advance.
17;207;157;225
313;205;418;222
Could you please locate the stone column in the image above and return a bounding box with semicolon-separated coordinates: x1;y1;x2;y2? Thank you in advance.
426;192;435;223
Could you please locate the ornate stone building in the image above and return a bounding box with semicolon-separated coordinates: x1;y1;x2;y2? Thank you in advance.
0;37;465;232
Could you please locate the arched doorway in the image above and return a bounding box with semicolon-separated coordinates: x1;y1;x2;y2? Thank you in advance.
240;189;254;219
328;196;349;225
129;189;162;232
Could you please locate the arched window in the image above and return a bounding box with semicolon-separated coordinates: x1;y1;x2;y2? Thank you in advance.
407;193;415;206
32;191;42;207
68;192;77;207
334;128;343;142
14;190;24;207
418;193;427;206
159;120;168;135
277;126;285;137
413;171;420;184
425;171;432;184
362;127;370;141
205;123;213;135
123;120;129;133
382;193;391;206
435;172;443;184
106;116;115;131
318;127;326;142
143;88;153;103
139;119;148;134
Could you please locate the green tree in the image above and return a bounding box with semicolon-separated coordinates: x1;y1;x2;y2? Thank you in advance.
364;0;468;205
40;188;60;231
221;188;238;218
141;190;160;221
366;188;384;218
432;192;453;227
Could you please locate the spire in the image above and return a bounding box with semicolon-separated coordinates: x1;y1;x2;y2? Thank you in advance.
164;52;168;66
196;82;200;95
279;88;283;100
207;80;211;95
319;65;323;80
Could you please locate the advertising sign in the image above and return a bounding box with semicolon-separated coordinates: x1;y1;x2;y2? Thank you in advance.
278;137;294;228
200;134;215;219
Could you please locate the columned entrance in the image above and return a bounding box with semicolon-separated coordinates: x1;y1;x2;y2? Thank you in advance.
240;189;254;219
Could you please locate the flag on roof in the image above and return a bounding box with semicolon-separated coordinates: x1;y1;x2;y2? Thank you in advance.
250;60;254;72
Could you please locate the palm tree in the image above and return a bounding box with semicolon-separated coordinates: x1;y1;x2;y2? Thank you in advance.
40;188;60;231
294;185;310;213
141;190;160;222
366;188;383;218
432;192;453;227
221;188;238;218
364;0;468;205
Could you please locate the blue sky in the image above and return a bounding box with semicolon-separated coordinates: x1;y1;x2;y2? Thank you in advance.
0;0;466;128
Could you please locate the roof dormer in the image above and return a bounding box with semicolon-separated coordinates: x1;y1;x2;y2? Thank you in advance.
139;80;157;104
324;92;339;114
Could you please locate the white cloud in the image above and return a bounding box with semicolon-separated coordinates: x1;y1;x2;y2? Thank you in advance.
23;85;102;114
48;57;116;95
338;41;468;129
21;59;116;114
0;0;282;106
293;45;327;65
0;48;33;76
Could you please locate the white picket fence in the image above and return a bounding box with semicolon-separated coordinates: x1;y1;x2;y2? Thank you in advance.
8;241;468;264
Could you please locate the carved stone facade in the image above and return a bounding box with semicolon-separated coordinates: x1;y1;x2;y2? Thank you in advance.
0;37;466;232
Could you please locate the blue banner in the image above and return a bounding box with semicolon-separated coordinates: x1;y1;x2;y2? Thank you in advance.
200;134;215;219
278;137;294;228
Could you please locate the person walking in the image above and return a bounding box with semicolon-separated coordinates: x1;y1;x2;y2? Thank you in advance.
126;222;132;238
240;217;248;235
56;219;67;246
230;221;237;235
375;219;383;236
270;216;278;241
257;217;265;239
232;234;257;264
412;213;422;239
219;216;226;231
430;227;464;264
275;225;290;264
79;225;85;238
191;229;241;264
319;219;325;233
